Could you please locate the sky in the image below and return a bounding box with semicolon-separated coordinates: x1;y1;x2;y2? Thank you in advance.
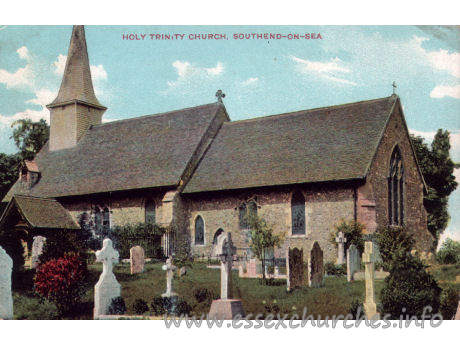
0;25;459;246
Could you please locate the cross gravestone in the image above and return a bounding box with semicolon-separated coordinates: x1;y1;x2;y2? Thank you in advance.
130;245;144;274
31;235;46;269
161;258;178;298
363;241;379;320
335;232;347;265
94;238;121;319
347;244;360;282
287;247;304;291
308;242;324;288
209;232;245;319
0;246;13;320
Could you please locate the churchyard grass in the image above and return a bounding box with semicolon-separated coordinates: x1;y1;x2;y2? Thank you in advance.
11;262;460;319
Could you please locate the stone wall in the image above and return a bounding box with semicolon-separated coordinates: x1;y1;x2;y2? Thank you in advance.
361;99;434;251
185;185;355;263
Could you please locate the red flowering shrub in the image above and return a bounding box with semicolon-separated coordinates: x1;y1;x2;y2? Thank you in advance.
34;253;87;316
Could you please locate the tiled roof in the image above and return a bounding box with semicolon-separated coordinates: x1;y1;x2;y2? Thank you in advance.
183;96;398;193
3;102;224;200
0;195;80;230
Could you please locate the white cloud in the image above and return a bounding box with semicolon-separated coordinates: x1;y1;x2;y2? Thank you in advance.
167;60;224;88
0;107;49;126
290;55;356;86
240;77;259;86
90;64;107;81
438;225;460;250
25;89;55;107
430;84;460;99
16;46;29;60
409;129;437;142
53;54;67;76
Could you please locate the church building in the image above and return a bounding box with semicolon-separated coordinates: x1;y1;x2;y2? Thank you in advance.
0;26;434;265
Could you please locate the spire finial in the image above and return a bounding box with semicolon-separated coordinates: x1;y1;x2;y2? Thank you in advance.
215;89;226;103
392;81;397;95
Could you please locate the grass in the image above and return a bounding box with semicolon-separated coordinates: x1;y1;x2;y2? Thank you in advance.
11;262;460;319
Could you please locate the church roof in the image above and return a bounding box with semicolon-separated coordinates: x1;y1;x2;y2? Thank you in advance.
47;26;105;109
183;96;399;193
0;195;80;230
3;102;224;200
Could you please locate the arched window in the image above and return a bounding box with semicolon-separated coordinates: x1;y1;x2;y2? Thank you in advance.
291;191;306;235
94;206;111;234
145;199;156;224
388;146;404;226
239;200;258;229
213;228;224;245
195;215;205;245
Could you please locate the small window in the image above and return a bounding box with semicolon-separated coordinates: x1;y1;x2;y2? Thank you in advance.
145;199;156;224
291;191;306;235
195;216;205;245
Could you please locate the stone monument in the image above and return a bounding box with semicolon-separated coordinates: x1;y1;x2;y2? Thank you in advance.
335;232;347;265
161;258;178;298
287;247;304;291
363;241;379;319
308;242;324;288
94;238;121;319
346;244;360;282
0;246;13;319
31;235;46;269
130;245;144;274
209;233;245;319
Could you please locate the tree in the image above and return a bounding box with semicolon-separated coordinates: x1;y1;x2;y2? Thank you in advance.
10;119;49;160
436;238;460;265
411;130;459;247
0;153;21;200
246;213;283;281
331;220;365;254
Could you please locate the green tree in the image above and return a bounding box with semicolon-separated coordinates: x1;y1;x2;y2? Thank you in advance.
411;130;459;247
246;213;283;281
436;238;460;264
331;220;365;254
10;119;49;160
0;153;21;200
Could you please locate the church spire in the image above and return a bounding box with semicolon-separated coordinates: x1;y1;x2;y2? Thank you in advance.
48;25;106;109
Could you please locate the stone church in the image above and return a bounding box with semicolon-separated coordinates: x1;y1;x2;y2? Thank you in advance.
0;26;434;265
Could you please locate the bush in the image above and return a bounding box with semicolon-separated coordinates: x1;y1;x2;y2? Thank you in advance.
325;262;346;276
111;223;166;259
34;253;87;316
133;299;150;314
13;295;59;320
375;225;414;271
349;299;364;320
439;285;459;320
437;238;460;264
193;287;212;303
0;229;25;271
151;296;192;316
332;220;365;254
39;230;90;265
108;296;127;315
380;254;441;318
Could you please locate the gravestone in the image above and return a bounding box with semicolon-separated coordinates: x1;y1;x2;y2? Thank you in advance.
287;247;304;291
308;242;324;288
209;233;245;319
31;236;46;269
363;241;379;319
178;266;187;277
335;232;347;265
130;245;144;274
347;244;360;282
161;258;178;297
0;246;13;319
94;238;121;318
455;297;460;320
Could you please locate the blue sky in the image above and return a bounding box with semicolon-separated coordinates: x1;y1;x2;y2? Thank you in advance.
0;25;459;245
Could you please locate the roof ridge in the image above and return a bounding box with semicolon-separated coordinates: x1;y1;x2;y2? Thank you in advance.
225;96;395;126
94;102;222;128
13;195;57;202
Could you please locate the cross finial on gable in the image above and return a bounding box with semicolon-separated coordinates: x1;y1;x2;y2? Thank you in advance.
392;81;397;95
215;89;226;103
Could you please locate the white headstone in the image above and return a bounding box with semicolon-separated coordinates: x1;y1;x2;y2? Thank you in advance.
130;245;144;274
335;232;347;265
31;236;46;269
363;241;379;319
217;233;236;299
0;246;13;319
94;238;120;318
162;258;177;297
346;244;360;282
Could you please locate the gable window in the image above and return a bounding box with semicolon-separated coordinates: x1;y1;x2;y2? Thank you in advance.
291;191;306;235
239;200;258;229
195;215;205;245
145;199;156;224
388;146;404;226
